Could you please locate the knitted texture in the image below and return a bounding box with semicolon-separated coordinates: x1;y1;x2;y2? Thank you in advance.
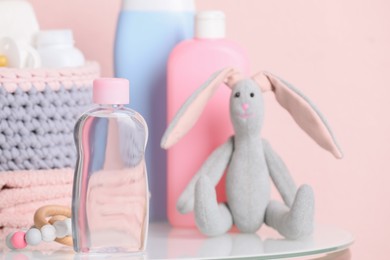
0;168;73;236
0;62;99;171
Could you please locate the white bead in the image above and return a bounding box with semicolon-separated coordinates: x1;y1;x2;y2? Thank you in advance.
53;220;67;238
65;218;72;236
25;228;42;246
41;224;56;242
5;232;15;249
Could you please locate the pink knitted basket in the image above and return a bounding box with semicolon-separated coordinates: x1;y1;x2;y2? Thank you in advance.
0;62;99;171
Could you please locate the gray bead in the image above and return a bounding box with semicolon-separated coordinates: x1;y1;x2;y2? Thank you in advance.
41;224;56;242
53;221;67;238
5;232;15;249
25;228;42;246
65;218;72;236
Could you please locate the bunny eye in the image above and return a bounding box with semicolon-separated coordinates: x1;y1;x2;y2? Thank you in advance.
234;92;240;98
250;93;255;98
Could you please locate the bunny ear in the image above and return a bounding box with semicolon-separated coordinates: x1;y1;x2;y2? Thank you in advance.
161;67;236;149
253;71;343;159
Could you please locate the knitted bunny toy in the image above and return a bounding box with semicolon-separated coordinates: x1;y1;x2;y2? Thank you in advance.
161;68;342;239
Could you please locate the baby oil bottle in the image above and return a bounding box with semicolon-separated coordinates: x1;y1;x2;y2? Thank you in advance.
72;78;149;253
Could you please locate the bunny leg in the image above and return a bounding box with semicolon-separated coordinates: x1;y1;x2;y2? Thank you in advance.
265;184;314;239
177;137;234;214
194;175;233;236
262;139;297;207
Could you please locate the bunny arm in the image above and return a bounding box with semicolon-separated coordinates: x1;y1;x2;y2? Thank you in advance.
176;136;234;214
262;139;297;208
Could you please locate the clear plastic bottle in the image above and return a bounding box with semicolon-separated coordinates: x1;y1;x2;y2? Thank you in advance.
72;78;149;253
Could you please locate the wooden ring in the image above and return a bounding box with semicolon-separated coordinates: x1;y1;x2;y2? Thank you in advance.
33;205;73;246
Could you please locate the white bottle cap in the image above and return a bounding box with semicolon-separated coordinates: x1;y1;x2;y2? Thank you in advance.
195;11;226;39
36;30;74;47
122;0;195;12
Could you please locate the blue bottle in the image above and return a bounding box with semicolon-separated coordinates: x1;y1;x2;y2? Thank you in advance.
114;0;195;221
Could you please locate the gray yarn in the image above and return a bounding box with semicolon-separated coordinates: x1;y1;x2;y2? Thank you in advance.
0;85;91;171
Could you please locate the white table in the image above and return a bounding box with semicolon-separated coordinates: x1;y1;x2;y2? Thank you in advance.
1;223;354;259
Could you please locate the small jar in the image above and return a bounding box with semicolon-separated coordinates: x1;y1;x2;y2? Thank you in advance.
36;30;85;68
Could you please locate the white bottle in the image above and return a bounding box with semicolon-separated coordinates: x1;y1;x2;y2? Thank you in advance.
36;30;85;68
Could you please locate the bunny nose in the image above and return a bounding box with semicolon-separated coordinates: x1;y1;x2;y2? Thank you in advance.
242;103;249;111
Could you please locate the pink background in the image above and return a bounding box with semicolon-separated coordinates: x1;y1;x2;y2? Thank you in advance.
29;0;389;258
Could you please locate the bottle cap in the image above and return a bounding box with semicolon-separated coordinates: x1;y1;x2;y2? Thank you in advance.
195;11;226;39
35;30;74;47
93;78;130;105
122;0;195;12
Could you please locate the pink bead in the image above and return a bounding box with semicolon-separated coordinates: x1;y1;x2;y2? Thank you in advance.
11;231;27;249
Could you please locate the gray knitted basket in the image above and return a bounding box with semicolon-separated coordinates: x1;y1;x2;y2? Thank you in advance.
0;62;99;171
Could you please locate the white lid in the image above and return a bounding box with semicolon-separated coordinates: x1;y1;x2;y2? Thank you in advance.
36;30;74;47
122;0;195;12
195;11;226;39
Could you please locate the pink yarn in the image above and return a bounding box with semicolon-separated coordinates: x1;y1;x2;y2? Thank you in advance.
0;184;72;209
0;169;73;235
0;61;99;93
0;168;73;189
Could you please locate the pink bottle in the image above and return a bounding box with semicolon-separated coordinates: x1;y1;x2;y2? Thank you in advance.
166;11;250;227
